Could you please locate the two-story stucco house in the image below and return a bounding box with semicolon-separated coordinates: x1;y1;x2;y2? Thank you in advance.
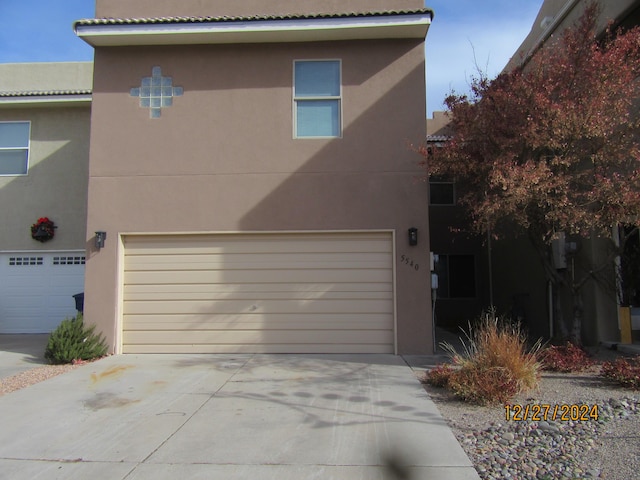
0;62;92;333
74;0;434;354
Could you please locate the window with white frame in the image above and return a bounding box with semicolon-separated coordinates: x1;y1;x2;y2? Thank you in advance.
0;121;30;175
294;60;341;138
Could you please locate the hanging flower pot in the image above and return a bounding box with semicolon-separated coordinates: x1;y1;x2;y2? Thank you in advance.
31;217;56;242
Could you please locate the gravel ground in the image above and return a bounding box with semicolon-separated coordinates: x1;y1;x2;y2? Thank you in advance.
421;346;640;480
0;363;81;396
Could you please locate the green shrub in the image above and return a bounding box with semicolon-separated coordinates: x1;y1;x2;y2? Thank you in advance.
540;342;593;372
600;356;640;390
44;314;108;365
436;310;542;405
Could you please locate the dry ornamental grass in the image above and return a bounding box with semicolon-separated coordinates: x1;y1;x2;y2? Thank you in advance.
434;312;543;405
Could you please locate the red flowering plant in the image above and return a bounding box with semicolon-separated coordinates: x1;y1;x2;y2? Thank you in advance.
31;217;56;242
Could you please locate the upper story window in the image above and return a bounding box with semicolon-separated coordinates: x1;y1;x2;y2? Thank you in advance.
294;60;341;138
429;176;455;205
0;121;30;175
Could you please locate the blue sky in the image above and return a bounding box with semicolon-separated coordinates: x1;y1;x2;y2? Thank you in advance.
426;0;543;115
0;0;94;63
0;0;543;116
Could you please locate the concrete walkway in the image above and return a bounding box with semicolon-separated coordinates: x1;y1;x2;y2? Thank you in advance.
0;334;49;378
0;352;479;480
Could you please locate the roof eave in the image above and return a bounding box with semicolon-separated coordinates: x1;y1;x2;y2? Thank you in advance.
74;14;432;47
0;95;92;108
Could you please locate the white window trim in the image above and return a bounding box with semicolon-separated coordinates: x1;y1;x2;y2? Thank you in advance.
0;120;31;176
292;59;343;139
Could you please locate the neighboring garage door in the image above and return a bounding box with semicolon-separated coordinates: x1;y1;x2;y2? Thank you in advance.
0;252;85;333
122;232;395;354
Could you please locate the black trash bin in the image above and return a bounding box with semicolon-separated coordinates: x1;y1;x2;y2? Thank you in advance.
73;292;84;313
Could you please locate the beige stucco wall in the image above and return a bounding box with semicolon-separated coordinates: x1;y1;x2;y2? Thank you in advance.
95;0;425;18
0;62;92;251
0;107;90;251
426;111;452;137
0;62;93;92
84;37;431;354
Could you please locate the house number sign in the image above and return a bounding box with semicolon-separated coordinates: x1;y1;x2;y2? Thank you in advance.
400;255;419;271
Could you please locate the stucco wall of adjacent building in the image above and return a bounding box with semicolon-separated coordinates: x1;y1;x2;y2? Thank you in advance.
0;62;93;93
84;38;432;354
0;107;90;251
506;0;639;70
0;63;92;252
95;0;424;18
500;0;640;344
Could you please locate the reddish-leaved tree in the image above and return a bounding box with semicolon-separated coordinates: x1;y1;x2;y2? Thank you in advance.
420;3;640;342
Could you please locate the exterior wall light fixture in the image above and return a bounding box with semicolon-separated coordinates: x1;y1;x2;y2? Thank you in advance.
408;227;418;246
95;231;107;250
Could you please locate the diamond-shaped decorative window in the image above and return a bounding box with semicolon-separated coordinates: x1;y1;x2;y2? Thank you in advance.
130;66;183;118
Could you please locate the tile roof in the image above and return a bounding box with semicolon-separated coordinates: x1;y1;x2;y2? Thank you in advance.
426;135;450;142
0;90;92;97
74;9;433;27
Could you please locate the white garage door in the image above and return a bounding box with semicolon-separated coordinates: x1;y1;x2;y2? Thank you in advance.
0;252;85;333
122;232;395;353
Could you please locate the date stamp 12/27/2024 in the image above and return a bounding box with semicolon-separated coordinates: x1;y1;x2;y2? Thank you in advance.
505;404;599;422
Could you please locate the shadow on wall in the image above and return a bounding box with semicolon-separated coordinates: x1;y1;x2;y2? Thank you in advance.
231;43;431;353
237;68;427;231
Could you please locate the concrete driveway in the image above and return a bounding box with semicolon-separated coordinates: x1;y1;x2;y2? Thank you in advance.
0;351;479;480
0;334;49;378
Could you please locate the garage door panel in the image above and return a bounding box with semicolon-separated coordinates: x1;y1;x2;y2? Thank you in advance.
125;268;392;285
124;343;394;354
124;315;392;331
0;252;85;333
123;329;394;346
125;260;391;271
124;235;391;255
124;299;392;315
122;232;394;353
124;290;393;302
4;284;82;296
125;252;391;267
124;282;392;296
